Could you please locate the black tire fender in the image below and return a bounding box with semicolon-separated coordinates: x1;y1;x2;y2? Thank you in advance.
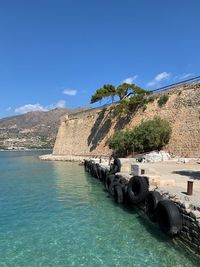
105;175;115;191
109;164;119;175
99;168;105;182
114;158;121;172
95;164;100;178
109;158;121;174
103;169;110;185
97;166;103;181
145;191;162;222
127;176;149;204
108;180;120;196
86;160;90;172
91;164;98;178
114;184;124;204
156;200;183;235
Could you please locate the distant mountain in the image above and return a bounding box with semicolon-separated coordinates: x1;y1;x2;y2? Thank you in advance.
0;107;90;150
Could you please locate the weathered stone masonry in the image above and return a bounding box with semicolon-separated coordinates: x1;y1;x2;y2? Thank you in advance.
53;85;200;158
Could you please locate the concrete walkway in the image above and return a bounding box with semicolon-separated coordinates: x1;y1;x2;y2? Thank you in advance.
138;161;200;208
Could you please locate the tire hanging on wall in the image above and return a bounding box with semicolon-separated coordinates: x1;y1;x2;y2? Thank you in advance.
94;164;99;178
97;166;103;181
145;191;162;222
127;176;149;204
108;180;121;196
102;169;108;184
155;200;183;235
84;160;90;172
114;184;124;204
114;158;121;172
99;168;105;182
87;161;92;173
105;175;115;191
110;158;121;174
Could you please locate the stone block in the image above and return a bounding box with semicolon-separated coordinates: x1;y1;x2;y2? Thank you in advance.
120;163;131;173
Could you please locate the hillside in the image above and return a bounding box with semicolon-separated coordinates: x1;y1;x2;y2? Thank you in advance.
0;107;89;150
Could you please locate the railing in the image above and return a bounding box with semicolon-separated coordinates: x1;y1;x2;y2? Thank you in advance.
152;75;200;93
70;75;200;116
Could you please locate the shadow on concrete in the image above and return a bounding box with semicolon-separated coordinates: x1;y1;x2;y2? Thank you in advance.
173;171;200;180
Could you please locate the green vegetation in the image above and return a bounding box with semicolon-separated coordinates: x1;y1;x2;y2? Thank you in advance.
107;129;133;156
90;82;152;114
90;84;116;104
178;91;182;96
158;94;169;107
142;104;147;111
108;117;171;156
148;95;156;102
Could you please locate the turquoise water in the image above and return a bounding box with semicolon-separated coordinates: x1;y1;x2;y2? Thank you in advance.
0;151;199;267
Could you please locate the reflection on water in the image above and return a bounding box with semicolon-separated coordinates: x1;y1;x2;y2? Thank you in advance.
52;161;91;202
0;151;199;267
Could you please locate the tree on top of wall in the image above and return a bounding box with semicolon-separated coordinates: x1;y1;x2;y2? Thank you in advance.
90;82;152;114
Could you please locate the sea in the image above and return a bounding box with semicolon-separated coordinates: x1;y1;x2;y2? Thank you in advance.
0;150;199;266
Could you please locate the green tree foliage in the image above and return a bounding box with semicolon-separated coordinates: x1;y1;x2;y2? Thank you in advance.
108;129;133;156
132;117;171;152
115;83;147;100
90;84;115;104
108;117;171;156
90;82;152;115
90;83;151;103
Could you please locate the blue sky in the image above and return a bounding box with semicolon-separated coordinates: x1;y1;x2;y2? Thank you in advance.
0;0;200;118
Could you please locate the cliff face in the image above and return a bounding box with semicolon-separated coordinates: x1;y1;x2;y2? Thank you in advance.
53;84;200;157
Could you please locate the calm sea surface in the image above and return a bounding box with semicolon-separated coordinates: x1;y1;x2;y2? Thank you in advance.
0;151;199;266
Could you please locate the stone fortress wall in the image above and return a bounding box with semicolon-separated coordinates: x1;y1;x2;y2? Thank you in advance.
53;84;200;158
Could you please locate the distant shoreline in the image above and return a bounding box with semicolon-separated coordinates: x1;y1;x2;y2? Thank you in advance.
0;149;53;152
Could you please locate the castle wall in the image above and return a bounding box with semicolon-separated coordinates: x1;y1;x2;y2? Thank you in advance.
53;85;200;158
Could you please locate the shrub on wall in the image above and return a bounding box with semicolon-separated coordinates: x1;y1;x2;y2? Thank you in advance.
158;94;169;107
108;117;171;156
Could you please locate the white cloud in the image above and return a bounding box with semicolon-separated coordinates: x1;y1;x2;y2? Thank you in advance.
55;100;66;108
155;72;170;82
179;73;194;80
15;100;66;114
63;88;77;96
147;72;171;87
123;75;138;84
15;104;48;114
6;107;12;111
146;80;156;87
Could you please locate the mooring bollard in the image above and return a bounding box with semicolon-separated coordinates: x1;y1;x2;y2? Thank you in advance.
187;181;193;196
141;169;145;175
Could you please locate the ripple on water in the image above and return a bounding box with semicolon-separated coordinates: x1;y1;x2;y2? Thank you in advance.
0;151;199;267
